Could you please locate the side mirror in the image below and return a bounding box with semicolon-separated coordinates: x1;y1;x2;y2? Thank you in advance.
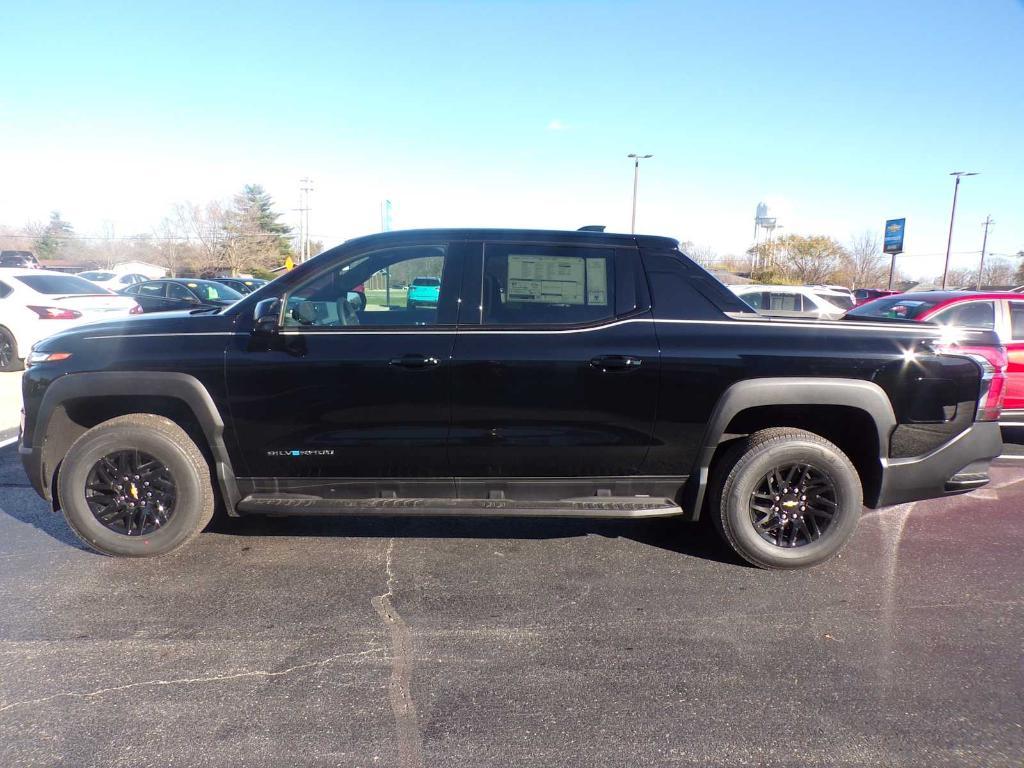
253;298;281;334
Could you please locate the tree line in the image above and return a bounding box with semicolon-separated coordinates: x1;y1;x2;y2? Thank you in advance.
686;233;1023;289
0;184;316;278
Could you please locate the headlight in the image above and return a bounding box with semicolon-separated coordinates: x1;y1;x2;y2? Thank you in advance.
26;351;72;367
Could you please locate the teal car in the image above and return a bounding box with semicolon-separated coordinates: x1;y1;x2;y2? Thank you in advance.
407;276;441;308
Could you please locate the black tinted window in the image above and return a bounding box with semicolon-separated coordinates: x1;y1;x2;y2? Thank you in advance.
481;245;613;326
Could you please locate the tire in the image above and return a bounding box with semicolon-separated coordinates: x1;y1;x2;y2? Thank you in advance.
710;428;862;569
57;414;216;557
0;327;22;372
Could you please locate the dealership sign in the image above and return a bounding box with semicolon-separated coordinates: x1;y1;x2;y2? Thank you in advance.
884;218;906;255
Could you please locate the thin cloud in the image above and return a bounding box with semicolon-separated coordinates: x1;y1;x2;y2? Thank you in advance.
546;119;568;132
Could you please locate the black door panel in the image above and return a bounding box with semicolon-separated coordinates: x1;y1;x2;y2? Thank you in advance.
448;243;659;478
225;241;464;482
448;320;660;476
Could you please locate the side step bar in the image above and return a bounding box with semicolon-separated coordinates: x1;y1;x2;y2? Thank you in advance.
236;494;684;519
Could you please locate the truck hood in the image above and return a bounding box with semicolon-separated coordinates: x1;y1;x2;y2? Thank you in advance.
31;309;237;350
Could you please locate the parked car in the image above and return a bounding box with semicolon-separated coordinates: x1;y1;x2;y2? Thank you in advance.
854;288;900;306
120;278;243;313
846;290;1023;425
78;271;150;290
0;269;141;371
0;251;40;269
406;276;441;308
729;284;853;319
209;277;269;295
21;229;1004;568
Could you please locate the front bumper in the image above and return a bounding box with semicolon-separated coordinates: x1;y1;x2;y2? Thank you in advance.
875;421;1003;507
20;437;48;501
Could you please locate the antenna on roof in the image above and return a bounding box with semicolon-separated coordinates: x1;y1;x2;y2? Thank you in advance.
577;225;605;232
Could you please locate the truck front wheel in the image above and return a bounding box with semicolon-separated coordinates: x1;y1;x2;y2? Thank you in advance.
57;414;215;557
711;428;862;569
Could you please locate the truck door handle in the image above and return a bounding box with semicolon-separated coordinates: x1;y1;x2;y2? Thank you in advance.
389;354;440;370
590;355;642;372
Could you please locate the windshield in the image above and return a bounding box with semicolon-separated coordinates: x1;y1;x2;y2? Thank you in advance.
845;296;942;320
79;271;115;280
412;277;441;287
16;274;114;295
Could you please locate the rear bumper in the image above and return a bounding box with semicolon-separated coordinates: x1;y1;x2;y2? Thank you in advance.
874;421;1003;507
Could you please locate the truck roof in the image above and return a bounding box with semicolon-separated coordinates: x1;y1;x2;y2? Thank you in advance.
342;228;679;251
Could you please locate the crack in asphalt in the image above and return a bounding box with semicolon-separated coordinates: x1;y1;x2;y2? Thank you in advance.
0;647;384;714
371;537;424;768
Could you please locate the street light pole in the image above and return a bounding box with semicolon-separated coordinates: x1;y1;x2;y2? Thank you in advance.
976;215;993;290
627;153;652;234
942;171;978;290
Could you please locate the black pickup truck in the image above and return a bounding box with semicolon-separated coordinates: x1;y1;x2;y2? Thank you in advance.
19;229;1005;568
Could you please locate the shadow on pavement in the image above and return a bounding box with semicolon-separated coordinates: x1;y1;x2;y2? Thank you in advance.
0;448;86;550
214;511;749;566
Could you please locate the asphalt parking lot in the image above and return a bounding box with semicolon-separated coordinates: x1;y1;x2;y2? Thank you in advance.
0;444;1022;768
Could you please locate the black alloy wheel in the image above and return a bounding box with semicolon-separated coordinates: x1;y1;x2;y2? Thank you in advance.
0;336;12;368
84;450;177;536
748;462;838;548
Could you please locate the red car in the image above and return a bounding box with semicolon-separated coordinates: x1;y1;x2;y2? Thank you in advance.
853;288;900;306
847;291;1023;424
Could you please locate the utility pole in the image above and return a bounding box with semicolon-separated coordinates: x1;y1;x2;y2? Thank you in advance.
298;177;314;262
976;215;993;290
942;171;978;290
627;154;652;234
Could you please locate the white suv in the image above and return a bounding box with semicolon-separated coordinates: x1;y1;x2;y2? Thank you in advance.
729;284;855;320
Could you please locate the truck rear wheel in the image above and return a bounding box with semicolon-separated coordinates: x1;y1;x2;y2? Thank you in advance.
711;428;862;569
57;414;215;557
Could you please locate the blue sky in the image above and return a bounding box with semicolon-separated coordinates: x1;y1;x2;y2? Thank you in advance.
1;0;1022;278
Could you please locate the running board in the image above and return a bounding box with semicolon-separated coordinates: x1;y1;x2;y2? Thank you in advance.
236;494;683;519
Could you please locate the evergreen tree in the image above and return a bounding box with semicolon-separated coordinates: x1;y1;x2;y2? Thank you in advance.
35;211;74;259
223;185;293;274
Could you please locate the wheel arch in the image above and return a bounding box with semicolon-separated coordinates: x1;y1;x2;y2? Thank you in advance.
681;378;896;520
31;372;240;513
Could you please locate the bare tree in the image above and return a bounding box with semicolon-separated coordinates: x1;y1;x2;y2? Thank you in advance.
978;257;1016;288
173;202;226;274
840;231;888;288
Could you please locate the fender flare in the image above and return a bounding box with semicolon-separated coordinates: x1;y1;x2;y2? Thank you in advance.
681;377;896;520
30;371;240;512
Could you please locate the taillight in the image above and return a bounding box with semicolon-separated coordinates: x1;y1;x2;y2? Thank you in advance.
936;343;1007;422
130;303;144;315
27;305;82;320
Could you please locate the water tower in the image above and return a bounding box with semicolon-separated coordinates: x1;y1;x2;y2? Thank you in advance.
752;202;779;271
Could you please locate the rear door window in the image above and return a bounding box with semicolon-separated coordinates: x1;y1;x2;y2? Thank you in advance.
1008;302;1024;340
480;244;614;326
766;291;802;312
930;301;995;329
138;282;167;297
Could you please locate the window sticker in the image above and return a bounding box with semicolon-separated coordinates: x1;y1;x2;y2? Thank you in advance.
507;254;596;305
